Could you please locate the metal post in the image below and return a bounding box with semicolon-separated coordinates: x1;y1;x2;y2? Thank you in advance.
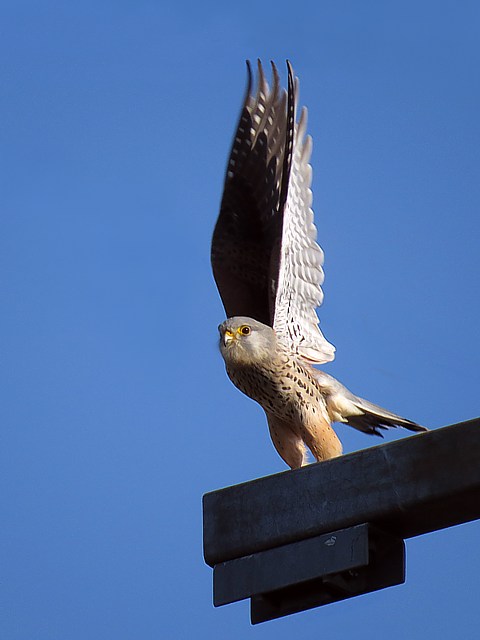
203;418;480;623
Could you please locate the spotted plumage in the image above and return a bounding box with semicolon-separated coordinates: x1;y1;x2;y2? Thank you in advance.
212;63;426;469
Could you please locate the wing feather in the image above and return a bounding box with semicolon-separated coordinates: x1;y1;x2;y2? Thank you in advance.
272;63;335;363
211;61;334;363
211;61;287;325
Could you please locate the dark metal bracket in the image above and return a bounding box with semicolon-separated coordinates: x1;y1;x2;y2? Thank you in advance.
203;419;480;623
215;523;405;624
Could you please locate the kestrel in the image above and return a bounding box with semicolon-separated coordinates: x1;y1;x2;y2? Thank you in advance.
211;61;426;470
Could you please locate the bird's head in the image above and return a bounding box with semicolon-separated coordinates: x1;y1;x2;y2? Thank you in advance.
218;317;277;365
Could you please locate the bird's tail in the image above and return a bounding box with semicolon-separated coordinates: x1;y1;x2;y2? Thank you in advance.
311;369;426;437
344;396;426;437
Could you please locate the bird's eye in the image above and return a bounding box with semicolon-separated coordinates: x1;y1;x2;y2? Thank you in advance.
238;325;251;336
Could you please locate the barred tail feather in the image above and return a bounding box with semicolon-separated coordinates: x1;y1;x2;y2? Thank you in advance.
346;397;427;437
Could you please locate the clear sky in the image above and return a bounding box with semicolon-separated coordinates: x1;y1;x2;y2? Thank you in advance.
2;2;479;639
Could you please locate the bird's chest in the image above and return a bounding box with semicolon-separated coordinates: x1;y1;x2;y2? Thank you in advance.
226;360;321;421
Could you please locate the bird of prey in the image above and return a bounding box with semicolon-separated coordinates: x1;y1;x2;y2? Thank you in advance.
211;60;426;469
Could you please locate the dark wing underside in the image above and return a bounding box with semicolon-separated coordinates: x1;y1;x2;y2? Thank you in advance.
211;61;294;326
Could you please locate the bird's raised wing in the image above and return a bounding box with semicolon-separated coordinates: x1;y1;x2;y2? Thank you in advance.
272;63;335;363
211;61;335;363
211;60;287;326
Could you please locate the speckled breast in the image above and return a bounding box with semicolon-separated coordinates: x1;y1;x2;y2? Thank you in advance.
225;357;324;422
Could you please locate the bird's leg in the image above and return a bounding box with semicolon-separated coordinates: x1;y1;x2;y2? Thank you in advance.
266;413;308;469
301;419;343;463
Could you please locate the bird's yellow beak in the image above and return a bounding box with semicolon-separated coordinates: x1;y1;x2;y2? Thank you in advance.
223;329;235;346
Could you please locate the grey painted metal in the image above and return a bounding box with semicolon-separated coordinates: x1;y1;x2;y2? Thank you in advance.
203;419;480;567
215;524;368;606
214;524;404;611
250;525;405;624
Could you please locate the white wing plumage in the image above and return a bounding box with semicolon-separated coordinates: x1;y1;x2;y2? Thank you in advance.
273;66;335;364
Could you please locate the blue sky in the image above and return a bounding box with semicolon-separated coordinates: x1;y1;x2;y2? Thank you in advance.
1;2;479;639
